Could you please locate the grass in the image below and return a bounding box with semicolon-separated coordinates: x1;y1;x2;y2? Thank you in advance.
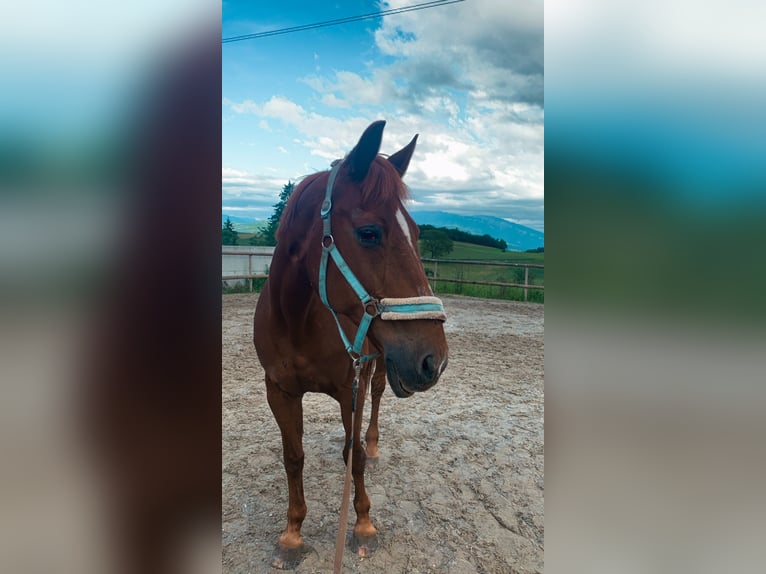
222;277;267;294
422;242;544;303
440;242;545;264
230;232;258;243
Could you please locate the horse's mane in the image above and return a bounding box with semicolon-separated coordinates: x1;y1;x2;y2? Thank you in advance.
359;155;410;205
277;156;409;242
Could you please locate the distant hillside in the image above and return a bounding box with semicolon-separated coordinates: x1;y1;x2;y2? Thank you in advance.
443;241;544;263
222;214;257;225
222;214;266;234
222;211;544;252
411;211;544;252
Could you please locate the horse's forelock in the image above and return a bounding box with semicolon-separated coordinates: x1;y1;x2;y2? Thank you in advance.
359;156;410;206
277;157;408;242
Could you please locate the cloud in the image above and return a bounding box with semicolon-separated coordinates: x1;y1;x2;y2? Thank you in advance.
221;166;288;201
302;71;393;107
408;193;544;232
222;0;544;230
223;92;544;228
320;93;349;108
374;0;543;108
225;95;399;160
222;167;250;180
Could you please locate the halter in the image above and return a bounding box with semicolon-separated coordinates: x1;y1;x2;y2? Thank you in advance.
318;159;446;364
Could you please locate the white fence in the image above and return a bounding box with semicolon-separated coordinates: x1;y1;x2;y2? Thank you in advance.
222;246;274;289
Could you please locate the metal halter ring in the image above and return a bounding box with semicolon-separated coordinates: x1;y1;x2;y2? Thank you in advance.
322;234;334;248
364;300;380;317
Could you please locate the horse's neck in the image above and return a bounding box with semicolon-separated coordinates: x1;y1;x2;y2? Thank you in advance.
269;246;321;333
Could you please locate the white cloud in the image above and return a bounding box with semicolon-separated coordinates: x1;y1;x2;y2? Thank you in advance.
320;93;349;108
224;95;400;160
222;167;250;179
223;93;544;201
222;166;287;199
302;70;392;106
222;0;544;229
375;0;543;107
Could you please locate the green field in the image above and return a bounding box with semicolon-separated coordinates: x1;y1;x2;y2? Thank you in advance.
420;242;544;303
441;242;544;263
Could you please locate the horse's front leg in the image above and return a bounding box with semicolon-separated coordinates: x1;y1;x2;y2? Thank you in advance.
266;379;308;569
364;365;386;462
340;379;378;557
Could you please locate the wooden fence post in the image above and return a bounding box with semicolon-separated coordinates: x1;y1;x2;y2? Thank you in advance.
433;260;438;293
524;266;529;301
248;254;253;292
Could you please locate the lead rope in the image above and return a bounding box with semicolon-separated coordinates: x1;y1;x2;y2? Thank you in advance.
333;358;375;573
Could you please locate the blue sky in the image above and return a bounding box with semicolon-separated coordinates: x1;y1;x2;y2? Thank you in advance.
222;1;544;231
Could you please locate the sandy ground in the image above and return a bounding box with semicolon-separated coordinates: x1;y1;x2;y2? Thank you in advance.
223;293;544;574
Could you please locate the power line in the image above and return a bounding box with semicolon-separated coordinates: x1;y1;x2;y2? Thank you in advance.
222;0;466;44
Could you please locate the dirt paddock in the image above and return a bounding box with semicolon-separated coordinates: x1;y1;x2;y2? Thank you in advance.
223;293;544;573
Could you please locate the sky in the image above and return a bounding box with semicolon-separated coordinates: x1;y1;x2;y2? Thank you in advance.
222;0;544;232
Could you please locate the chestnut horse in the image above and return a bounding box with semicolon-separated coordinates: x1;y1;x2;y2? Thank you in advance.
254;120;449;568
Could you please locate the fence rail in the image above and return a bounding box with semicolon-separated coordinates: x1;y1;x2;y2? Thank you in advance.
420;258;543;301
421;258;544;269
223;251;544;301
222;249;274;292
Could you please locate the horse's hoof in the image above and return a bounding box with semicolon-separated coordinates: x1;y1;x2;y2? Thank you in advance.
365;456;380;469
270;544;310;570
350;533;379;557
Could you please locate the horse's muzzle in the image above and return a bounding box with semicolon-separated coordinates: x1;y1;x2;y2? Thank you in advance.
384;347;447;397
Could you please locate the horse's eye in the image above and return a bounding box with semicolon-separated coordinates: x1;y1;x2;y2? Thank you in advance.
355;225;382;246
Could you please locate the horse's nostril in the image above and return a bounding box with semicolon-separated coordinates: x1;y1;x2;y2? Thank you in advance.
421;354;436;379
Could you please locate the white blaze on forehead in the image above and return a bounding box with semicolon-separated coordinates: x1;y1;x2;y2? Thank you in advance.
395;208;414;250
395;206;433;295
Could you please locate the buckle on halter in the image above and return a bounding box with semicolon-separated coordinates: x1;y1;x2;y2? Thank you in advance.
364;299;381;317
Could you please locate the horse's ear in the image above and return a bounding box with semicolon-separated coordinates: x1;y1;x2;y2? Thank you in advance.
345;120;386;181
387;134;418;177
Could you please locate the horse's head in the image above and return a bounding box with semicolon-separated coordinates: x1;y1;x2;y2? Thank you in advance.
284;120;448;397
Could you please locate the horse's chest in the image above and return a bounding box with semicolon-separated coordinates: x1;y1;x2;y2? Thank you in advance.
269;353;347;394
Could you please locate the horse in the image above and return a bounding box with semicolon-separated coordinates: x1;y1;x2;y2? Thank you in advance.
253;120;449;568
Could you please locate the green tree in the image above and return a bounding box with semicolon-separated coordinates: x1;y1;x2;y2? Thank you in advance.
264;181;295;245
420;228;454;258
222;216;238;245
247;233;269;246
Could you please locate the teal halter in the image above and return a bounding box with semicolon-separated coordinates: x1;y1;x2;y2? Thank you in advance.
318;160;446;364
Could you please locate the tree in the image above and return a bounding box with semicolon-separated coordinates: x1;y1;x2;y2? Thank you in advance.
263;181;295;245
247;233;269;246
420;228;454;258
416;224;506;251
222;216;238;245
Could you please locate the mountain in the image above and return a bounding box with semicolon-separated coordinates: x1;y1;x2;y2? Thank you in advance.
410;211;544;252
221;214;259;225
